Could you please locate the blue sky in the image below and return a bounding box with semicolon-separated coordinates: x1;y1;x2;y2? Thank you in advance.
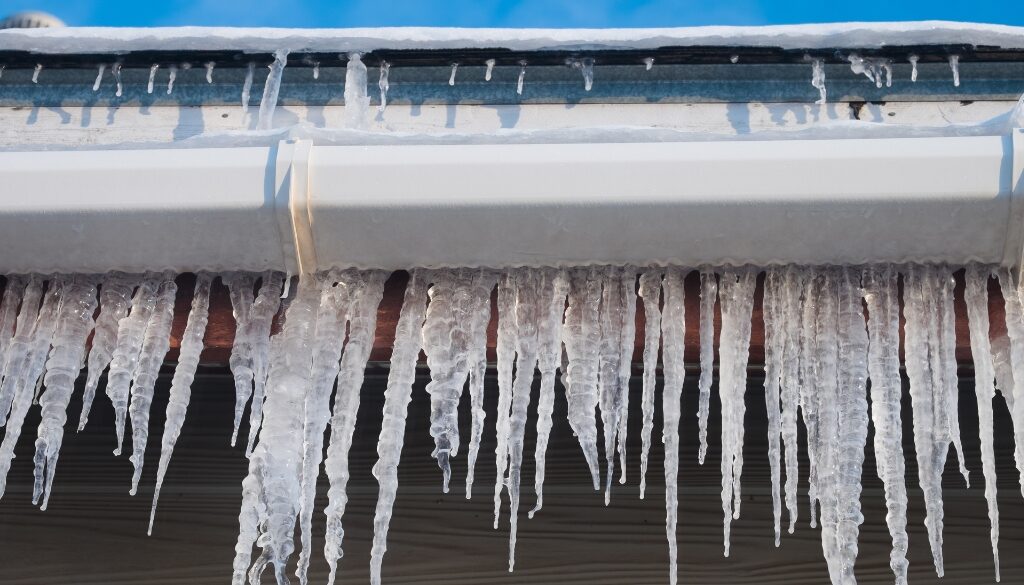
0;0;1020;28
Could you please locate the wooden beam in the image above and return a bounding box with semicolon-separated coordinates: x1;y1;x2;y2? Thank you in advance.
168;269;1005;367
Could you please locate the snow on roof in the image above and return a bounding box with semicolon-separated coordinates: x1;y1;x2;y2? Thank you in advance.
1;21;1023;55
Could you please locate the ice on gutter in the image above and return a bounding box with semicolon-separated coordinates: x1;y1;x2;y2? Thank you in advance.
1;21;1023;55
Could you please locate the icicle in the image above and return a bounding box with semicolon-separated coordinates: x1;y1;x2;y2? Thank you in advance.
226;273;257;445
321;271;386;585
643;57;655;70
128;274;178;495
449;62;459;86
111;62;123;97
616;269;637;486
762;270;784;546
909;54;919;82
938;268;969;486
377;61;390;113
529;268;569;517
494;271;520;527
730;55;739;64
294;271;351;585
571;57;594;91
369;271;429;585
92;64;106;91
312;62;320;80
149;274;212;534
661;267;687;585
862;265;910;584
637;270;662;499
464;269;499;499
697;270;716;464
799;270;822;528
718;267;756;557
0;277;27;390
997;267;1024;499
810;58;827;104
516;61;526;96
32;63;41;83
0;277;59;500
485;58;495;81
241;62;255;114
79;274;135;430
344;53;370;129
597;266;627;504
0;64;5;79
166;64;177;95
232;278;318;585
0;277;43;427
106;276;161;456
32;276;97;509
257;49;289;131
949;55;961;87
965;264;1001;581
147;64;159;94
245;273;286;454
205;61;215;83
507;268;542;572
904;264;952;576
561;267;602;493
778;267;802;534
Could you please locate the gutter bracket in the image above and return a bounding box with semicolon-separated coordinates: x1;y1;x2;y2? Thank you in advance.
274;139;317;277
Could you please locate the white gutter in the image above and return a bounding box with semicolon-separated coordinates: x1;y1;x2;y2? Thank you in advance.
0;131;1021;274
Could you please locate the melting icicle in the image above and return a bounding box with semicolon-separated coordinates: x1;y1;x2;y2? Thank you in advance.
32;63;41;83
810;58;827;104
997;267;1024;500
369;271;429;585
241;62;255;114
226;273;256;444
79;274;135;430
465;270;499;499
730;55;739;64
616;270;637;487
32;276;97;510
111;62;123;97
516;61;526;96
643;57;654;70
485;58;495;81
561;267;602;493
909;54;919;82
127;274;178;495
762;270;784;546
529;268;569;516
637;270;662;499
232;279;318;585
949;55;961;87
697;270;716;464
257;49;289;131
166;64;178;95
965;264;1001;581
507;268;541;572
0;278;44;426
494;272;520;526
718;267;756;557
570;57;594;91
778;267;802;533
321;271;386;585
147;64;159;94
92;64;106;91
377;61;390;113
205;61;215;83
660;268;687;585
597;266;629;504
0;277;27;394
862;265;910;584
106;277;161;456
449;62;458;86
344;53;370;129
149;273;212;534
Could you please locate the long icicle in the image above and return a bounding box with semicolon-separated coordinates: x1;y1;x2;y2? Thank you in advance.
0;276;26;392
997;267;1024;499
149;273;213;534
494;271;521;526
322;271;387;585
529;268;569;517
965;264;1002;581
779;266;803;533
697;270;717;464
562;267;602;492
369;270;429;585
225;272;257;446
862;265;910;584
616;269;638;486
660;267;686;585
0;276;31;425
78;274;135;431
464;269;499;499
32;275;98;509
597;265;626;504
637;269;662;499
128;273;178;495
762;269;784;546
799;269;823;528
232;278;318;585
244;272;285;455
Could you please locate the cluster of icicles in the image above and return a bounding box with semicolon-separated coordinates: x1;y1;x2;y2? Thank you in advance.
0;264;1022;585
